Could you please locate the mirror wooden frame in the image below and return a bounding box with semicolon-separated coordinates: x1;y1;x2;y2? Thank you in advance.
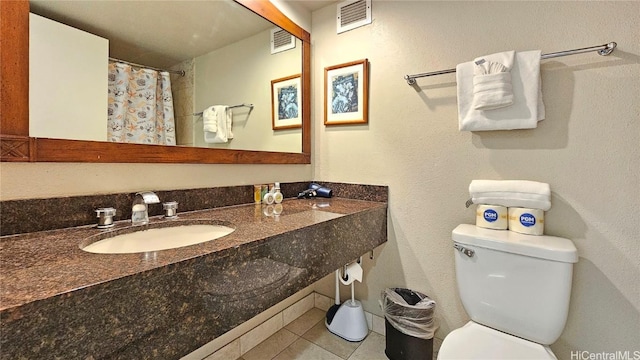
0;0;311;164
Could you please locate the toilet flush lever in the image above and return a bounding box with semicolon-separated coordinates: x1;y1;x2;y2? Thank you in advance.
454;244;475;258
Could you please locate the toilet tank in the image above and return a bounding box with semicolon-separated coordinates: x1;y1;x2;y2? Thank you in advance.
452;224;578;345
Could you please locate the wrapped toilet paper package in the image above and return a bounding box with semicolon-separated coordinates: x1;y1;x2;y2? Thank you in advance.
508;207;544;235
476;205;508;230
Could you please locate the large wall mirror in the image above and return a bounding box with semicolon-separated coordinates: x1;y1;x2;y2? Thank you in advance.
0;0;311;164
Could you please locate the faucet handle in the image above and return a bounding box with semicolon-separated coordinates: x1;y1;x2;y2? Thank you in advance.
163;201;178;218
95;207;116;228
136;191;160;204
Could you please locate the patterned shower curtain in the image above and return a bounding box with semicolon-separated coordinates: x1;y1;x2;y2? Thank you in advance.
107;63;176;145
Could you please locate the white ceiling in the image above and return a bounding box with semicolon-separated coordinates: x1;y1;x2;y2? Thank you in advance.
291;0;337;12
29;0;280;69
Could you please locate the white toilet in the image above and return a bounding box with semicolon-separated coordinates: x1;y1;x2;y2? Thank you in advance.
438;224;578;359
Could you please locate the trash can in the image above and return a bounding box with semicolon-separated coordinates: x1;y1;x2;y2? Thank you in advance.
382;288;437;360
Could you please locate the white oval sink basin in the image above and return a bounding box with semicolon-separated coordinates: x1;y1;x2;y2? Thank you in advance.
82;224;235;254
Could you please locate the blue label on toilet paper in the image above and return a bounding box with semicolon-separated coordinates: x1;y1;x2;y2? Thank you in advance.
483;209;498;222
520;213;536;227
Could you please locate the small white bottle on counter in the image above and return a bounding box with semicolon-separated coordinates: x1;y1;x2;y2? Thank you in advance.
263;191;275;205
273;182;283;204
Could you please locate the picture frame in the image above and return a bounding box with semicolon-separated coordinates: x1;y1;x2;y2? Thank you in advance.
271;74;302;130
324;59;369;126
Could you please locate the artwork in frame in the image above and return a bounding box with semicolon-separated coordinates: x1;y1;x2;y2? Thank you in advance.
324;59;369;126
271;74;302;130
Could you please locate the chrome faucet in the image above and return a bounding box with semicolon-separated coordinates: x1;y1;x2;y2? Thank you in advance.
131;191;160;225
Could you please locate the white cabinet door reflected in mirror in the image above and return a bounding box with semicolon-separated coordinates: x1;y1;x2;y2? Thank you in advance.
29;13;108;142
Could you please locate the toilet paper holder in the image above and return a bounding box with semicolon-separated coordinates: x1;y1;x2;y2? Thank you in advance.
341;257;362;281
340;250;374;281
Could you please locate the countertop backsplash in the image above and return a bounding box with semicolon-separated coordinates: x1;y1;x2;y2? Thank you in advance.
0;181;388;236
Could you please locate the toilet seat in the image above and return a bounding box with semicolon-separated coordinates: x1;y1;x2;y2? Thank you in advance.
437;322;557;360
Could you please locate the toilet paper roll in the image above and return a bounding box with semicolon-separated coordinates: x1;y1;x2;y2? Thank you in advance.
339;262;363;285
508;207;544;235
476;204;508;230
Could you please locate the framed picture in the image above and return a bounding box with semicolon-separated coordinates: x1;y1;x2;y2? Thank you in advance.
324;59;369;126
271;74;302;130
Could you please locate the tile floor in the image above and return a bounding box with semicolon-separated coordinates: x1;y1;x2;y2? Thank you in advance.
237;308;441;360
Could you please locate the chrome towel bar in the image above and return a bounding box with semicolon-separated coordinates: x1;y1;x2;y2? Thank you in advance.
404;41;617;85
193;103;254;116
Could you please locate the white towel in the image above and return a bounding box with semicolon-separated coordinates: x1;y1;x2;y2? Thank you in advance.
457;50;545;131
226;108;234;140
202;106;218;133
472;51;515;110
469;179;551;211
472;72;514;110
203;105;232;143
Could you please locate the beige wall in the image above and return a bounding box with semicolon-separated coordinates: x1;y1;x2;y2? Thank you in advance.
311;1;639;358
194;29;302;153
0;163;311;200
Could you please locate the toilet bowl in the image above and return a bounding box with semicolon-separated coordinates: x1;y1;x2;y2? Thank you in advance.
438;224;578;359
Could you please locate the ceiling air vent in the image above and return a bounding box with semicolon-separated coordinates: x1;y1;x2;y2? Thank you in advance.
271;27;295;54
337;0;371;34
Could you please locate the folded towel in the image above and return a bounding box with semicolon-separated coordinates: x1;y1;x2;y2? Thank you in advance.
204;105;230;143
226;109;234;140
472;52;514;110
469;179;551;211
457;50;545;131
472;72;514;110
203;106;218;133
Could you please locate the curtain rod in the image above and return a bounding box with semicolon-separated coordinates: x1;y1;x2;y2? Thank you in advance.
109;57;185;77
404;41;617;85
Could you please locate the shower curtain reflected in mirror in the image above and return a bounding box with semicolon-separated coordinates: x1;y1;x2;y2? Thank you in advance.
107;63;176;145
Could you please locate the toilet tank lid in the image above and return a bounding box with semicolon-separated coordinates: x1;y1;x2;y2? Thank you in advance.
452;224;578;263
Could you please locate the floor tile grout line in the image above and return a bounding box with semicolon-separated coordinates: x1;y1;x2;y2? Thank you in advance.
268;330;301;360
235;303;390;360
299;313;366;360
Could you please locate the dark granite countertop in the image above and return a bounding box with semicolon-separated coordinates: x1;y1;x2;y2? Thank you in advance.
0;198;385;312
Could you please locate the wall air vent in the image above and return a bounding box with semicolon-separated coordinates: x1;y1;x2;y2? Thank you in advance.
337;0;372;34
271;27;295;54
